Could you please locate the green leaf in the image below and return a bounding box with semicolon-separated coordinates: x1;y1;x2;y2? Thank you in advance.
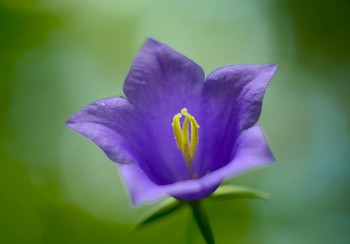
208;185;269;201
136;198;183;230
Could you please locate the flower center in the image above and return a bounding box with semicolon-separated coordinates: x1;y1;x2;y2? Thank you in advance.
172;108;200;175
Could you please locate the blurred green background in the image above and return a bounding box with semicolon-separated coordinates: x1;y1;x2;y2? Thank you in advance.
1;0;349;243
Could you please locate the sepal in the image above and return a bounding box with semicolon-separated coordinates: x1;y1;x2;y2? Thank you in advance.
208;184;269;201
136;198;183;229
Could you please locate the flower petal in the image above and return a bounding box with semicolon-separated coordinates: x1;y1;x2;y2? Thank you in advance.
205;64;277;130
120;126;273;205
67;97;186;185
122;38;206;183
193;64;277;176
66;97;143;165
124;38;204;111
119;164;167;205
119;163;221;205
205;125;275;181
173;125;274;201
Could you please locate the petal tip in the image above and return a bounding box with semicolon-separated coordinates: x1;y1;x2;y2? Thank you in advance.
142;37;165;50
65;116;74;127
145;37;160;44
254;125;276;164
267;64;279;74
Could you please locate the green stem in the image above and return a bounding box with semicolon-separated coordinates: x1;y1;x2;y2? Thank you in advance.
185;210;195;244
189;201;215;244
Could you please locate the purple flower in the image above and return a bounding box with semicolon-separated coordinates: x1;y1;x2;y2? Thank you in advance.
66;38;277;205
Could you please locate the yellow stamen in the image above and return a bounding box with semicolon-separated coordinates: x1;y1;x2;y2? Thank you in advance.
181;109;192;162
172;108;200;168
189;115;199;158
172;113;183;149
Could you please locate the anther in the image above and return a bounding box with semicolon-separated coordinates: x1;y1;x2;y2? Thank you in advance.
171;108;200;168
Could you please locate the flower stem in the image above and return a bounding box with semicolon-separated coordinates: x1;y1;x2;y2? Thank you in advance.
185;210;195;244
189;201;215;244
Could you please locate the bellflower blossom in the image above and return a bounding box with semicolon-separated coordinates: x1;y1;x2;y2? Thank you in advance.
66;38;277;205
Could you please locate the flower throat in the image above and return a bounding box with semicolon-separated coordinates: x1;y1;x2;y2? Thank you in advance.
172;108;199;176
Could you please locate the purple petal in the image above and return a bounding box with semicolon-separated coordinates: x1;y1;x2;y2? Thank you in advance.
66;97;142;165
205;125;275;182
124;38;204;111
119;164;167;205
122;38;206;183
120;125;274;205
205;64;277;130
193;64;277;176
174;125;274;201
66;97;186;185
119;163;221;205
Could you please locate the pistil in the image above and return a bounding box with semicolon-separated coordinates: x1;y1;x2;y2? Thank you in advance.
172;108;199;176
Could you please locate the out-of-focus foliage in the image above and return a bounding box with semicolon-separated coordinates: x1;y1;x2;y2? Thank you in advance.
0;0;349;243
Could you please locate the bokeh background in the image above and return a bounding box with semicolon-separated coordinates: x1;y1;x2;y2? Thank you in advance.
1;0;349;243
